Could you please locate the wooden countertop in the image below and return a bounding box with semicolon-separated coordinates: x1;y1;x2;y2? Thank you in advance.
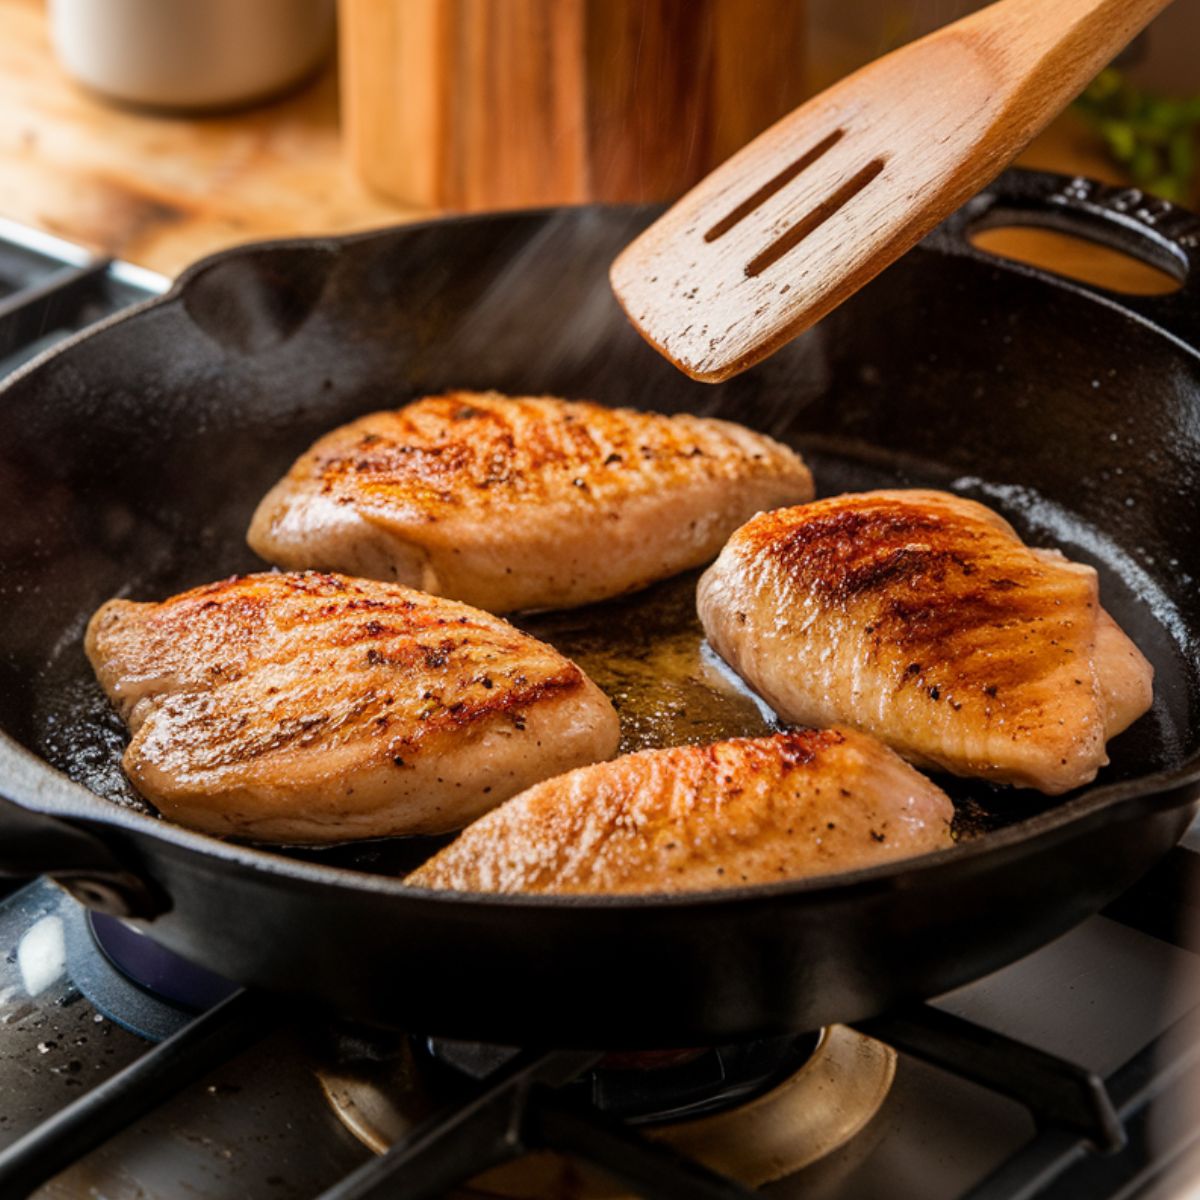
0;0;410;276
0;0;1160;291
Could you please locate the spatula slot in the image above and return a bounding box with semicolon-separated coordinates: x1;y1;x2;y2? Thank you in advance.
704;130;845;244
745;158;886;278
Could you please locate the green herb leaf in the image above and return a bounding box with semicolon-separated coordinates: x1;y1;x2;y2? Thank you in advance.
1074;69;1200;202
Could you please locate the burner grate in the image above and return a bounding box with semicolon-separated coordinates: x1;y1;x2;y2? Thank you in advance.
0;989;275;1199
0;217;167;379
858;1006;1124;1152
426;1032;822;1126
3;974;1197;1200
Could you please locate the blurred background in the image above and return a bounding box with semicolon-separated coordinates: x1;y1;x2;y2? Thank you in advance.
811;0;1198;93
0;0;1196;279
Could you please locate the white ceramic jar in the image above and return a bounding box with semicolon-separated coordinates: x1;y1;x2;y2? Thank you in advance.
49;0;335;112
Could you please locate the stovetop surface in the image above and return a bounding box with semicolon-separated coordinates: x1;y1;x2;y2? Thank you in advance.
2;220;1200;1200
4;873;1200;1200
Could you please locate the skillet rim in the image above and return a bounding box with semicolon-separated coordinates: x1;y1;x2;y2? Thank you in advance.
2;170;1199;908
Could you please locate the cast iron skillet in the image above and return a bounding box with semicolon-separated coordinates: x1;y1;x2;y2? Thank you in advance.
1;170;1199;1047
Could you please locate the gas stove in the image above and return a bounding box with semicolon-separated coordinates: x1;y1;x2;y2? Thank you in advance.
2;221;1200;1200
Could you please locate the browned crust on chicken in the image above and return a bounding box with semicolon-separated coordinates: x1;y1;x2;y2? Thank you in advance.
247;392;813;611
698;490;1153;794
407;728;955;895
86;572;620;843
739;495;1086;700
283;392;803;522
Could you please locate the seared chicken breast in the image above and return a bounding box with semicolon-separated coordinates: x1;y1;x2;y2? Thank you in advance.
86;572;619;843
698;490;1153;794
247;392;813;612
407;728;954;894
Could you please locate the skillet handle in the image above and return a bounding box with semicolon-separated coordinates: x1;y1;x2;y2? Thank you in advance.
931;168;1200;354
0;794;168;917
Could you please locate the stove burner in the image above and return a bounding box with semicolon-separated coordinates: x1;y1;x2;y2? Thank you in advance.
62;900;238;1042
318;1026;895;1191
428;1033;821;1125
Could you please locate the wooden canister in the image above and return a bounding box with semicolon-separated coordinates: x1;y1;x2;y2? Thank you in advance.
339;0;808;210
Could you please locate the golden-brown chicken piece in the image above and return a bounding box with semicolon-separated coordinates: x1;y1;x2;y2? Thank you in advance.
698;490;1153;794
247;391;813;612
407;728;954;894
85;572;619;843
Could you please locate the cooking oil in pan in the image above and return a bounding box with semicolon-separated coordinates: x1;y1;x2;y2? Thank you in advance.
519;570;779;756
521;571;1052;843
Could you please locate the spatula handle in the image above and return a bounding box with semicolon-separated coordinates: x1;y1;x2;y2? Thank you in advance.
968;0;1175;104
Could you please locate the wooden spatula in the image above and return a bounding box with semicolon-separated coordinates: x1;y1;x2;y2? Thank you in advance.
610;0;1173;383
